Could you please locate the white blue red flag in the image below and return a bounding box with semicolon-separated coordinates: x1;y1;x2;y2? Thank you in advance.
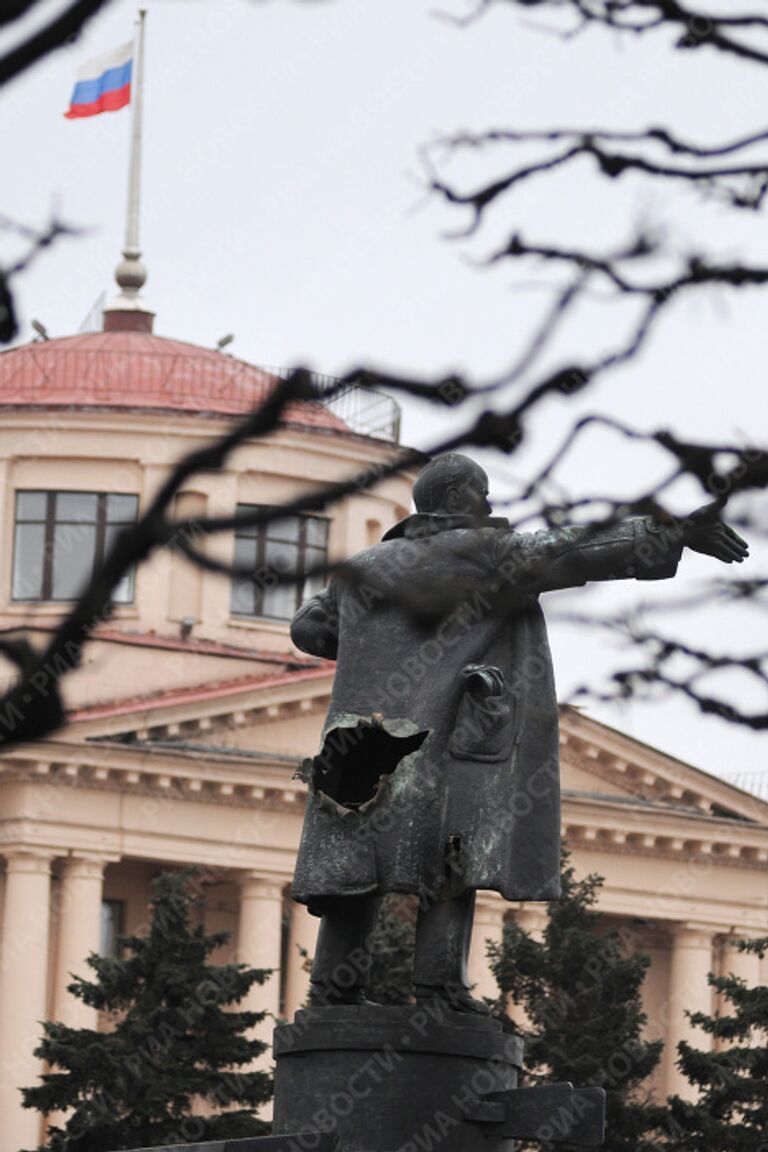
65;41;133;119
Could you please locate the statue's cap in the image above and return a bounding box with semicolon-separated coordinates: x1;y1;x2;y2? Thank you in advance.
412;453;488;514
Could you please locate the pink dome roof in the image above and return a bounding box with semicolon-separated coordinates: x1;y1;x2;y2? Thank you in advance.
0;330;348;431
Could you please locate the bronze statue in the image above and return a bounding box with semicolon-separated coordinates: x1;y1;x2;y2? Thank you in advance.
290;453;748;1013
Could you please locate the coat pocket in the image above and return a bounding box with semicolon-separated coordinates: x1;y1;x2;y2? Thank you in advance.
449;663;515;762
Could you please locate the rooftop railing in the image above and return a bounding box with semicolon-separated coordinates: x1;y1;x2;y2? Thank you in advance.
263;367;401;444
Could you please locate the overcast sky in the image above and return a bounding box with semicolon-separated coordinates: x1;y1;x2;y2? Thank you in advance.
1;0;767;784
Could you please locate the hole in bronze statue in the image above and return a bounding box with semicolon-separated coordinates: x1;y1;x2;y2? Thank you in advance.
313;720;428;810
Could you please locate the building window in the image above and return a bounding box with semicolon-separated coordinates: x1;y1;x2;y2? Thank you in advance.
230;507;329;620
12;491;139;603
100;899;125;958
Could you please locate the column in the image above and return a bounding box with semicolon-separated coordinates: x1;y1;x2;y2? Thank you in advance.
514;905;549;941
238;875;285;1120
284;899;318;1019
468;897;506;1003
505;905;549;1031
665;922;715;1099
720;932;762;986
52;857;106;1028
0;850;53;1152
238;874;285;1049
717;932;763;1051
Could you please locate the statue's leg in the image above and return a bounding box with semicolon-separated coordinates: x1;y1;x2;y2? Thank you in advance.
309;895;380;1006
412;889;489;1015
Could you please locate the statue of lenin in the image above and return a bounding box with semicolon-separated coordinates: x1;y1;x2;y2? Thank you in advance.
289;453;748;1013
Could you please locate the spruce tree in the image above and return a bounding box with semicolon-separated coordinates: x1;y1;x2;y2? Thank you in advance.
488;856;666;1152
667;937;767;1151
22;868;273;1152
367;894;416;1006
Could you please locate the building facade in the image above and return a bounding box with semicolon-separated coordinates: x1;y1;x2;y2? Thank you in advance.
0;310;766;1152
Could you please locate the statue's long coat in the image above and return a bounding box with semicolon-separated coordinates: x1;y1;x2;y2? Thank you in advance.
290;514;681;913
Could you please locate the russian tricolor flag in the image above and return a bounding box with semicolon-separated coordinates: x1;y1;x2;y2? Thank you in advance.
65;42;133;119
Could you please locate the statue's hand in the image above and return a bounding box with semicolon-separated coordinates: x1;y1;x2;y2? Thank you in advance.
682;500;749;564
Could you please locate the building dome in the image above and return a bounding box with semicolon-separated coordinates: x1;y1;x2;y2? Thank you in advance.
0;330;349;433
0;319;409;664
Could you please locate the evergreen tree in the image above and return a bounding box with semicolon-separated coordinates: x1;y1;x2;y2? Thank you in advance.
22;869;273;1152
488;856;666;1152
367;894;415;1006
667;937;767;1151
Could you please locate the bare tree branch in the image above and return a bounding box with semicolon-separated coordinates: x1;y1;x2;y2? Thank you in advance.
566;618;768;730
440;125;768;160
1;215;81;343
0;0;115;88
491;0;768;67
434;142;768;222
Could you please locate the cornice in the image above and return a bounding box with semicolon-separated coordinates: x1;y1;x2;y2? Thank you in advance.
0;816;298;878
0;410;409;466
562;788;768;868
2;736;766;869
0;739;307;813
590;885;767;936
563;788;765;832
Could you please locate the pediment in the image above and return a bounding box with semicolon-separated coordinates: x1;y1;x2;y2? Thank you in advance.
561;758;632;799
61;674;767;827
67;665;334;757
559;705;768;825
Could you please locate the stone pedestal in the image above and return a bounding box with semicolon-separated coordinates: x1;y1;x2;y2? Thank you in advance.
273;1005;523;1152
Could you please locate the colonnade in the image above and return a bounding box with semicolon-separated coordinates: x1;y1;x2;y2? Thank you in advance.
0;849;764;1152
664;923;762;1096
0;852;318;1152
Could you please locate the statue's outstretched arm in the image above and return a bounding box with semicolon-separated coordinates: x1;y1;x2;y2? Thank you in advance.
496;506;748;596
496;517;681;595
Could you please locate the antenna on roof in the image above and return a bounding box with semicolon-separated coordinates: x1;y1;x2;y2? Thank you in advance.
215;334;235;352
31;319;49;341
103;9;154;335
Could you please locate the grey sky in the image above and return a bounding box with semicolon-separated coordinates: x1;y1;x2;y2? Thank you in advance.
1;0;766;782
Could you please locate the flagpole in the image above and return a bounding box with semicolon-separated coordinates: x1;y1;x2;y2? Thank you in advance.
125;8;146;260
104;7;154;332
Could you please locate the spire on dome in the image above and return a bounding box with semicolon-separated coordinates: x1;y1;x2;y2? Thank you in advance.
103;9;154;335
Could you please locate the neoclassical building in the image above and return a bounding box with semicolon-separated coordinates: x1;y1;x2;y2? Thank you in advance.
0;295;766;1152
